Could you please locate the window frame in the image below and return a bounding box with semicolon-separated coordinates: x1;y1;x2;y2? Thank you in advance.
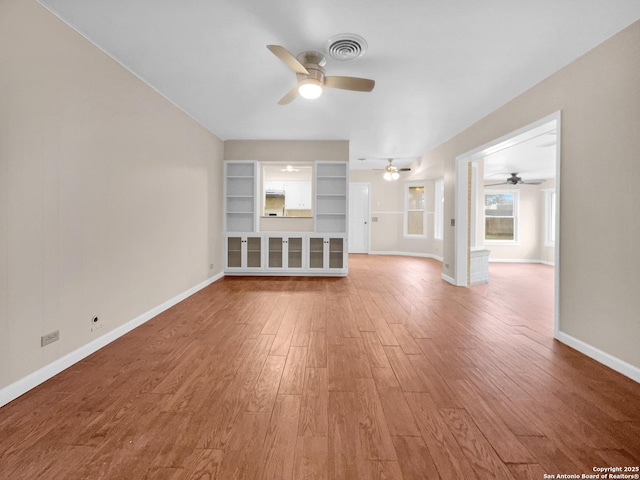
484;189;519;245
434;179;444;240
404;182;427;238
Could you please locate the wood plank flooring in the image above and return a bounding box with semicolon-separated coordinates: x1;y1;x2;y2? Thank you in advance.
1;255;640;479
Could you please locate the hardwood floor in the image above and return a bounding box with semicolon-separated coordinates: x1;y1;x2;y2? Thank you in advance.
1;255;639;479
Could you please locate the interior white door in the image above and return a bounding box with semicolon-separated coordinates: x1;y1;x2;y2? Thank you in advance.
349;183;370;253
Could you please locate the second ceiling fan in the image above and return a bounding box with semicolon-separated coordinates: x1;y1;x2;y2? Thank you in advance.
367;158;411;181
485;172;545;186
267;45;375;105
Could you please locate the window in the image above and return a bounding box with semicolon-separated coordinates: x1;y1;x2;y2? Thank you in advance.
544;189;556;246
484;190;518;243
434;179;444;240
405;183;426;237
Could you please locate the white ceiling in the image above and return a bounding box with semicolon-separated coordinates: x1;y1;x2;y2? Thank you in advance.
483;120;557;182
39;0;640;173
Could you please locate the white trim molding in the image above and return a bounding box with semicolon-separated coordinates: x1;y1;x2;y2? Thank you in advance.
556;332;640;383
369;251;443;262
441;273;458;285
488;259;555;266
0;273;224;408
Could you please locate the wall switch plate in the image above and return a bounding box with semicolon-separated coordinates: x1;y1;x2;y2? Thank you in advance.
41;330;59;347
450;219;455;226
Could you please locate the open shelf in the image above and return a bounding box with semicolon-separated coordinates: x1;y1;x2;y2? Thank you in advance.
315;161;347;233
225;161;256;232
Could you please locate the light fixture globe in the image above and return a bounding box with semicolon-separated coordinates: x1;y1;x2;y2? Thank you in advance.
382;158;402;181
298;78;323;99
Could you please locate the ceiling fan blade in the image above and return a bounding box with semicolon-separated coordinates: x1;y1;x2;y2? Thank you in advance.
325;76;375;92
267;45;309;75
398;168;411;172
484;182;508;186
521;179;546;185
277;85;299;105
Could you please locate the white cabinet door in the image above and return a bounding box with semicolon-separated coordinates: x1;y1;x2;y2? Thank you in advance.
307;235;347;273
266;235;306;271
225;235;263;272
284;182;312;210
265;181;285;192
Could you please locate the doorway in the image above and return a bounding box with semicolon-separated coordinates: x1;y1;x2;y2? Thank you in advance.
349;183;370;253
454;112;561;337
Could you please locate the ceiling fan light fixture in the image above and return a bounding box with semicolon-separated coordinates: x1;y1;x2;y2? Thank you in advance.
298;79;323;99
383;170;400;181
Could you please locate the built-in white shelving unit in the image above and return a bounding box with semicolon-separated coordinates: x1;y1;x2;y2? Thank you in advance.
223;160;348;276
225;161;257;233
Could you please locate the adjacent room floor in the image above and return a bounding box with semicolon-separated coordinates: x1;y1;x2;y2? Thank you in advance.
1;255;638;479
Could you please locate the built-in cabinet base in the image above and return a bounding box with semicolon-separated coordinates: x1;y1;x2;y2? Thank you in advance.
225;233;347;276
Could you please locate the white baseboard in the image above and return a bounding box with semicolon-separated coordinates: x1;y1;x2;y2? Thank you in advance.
556;331;640;383
489;258;554;266
368;251;444;262
0;272;224;408
441;273;458;285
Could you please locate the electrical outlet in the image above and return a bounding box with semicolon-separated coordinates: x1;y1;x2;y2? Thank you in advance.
41;330;59;347
209;263;214;270
91;315;102;332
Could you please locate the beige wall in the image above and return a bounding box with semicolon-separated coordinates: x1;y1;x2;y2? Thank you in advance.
224;140;348;163
419;20;640;369
0;0;224;390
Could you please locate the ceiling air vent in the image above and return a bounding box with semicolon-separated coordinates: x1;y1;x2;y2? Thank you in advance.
325;34;368;61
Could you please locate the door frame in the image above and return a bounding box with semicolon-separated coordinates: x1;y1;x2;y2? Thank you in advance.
453;111;561;338
348;182;371;254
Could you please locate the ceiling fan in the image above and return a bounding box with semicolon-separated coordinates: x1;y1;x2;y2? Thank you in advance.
485;172;545;187
267;45;375;105
370;158;412;181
